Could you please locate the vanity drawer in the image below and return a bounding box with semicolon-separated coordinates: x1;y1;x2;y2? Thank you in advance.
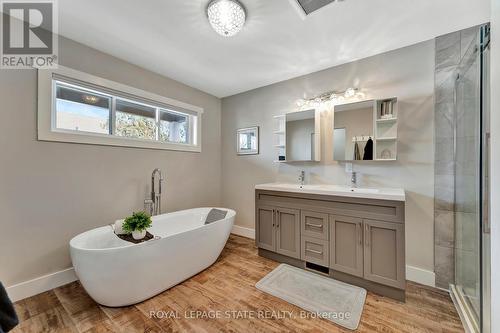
301;210;329;240
301;236;329;267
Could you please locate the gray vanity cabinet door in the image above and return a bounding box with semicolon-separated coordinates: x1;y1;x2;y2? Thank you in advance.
275;208;301;259
329;215;364;277
363;219;405;289
256;205;276;251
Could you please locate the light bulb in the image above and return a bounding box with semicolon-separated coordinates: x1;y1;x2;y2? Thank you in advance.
344;88;355;98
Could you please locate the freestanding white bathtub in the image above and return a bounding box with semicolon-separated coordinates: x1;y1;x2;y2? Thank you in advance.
70;207;235;307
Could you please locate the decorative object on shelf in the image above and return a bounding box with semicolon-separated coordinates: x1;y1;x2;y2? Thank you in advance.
236;126;259;155
207;0;246;37
113;219;127;235
380;100;394;119
123;211;153;240
295;88;365;110
381;149;392;160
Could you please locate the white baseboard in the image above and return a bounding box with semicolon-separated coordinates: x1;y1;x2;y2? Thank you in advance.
406;265;435;287
231;225;255;239
5;241;434;302
6;268;77;302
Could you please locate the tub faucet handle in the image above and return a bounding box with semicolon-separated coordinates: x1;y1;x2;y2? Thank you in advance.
144;198;154;215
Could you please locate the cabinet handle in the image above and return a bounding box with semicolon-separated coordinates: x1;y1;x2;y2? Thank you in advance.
358;225;362;246
276;210;280;228
306;248;323;255
305;222;323;228
272;209;275;227
365;224;370;247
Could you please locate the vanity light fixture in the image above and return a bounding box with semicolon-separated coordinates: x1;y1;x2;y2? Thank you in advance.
296;88;364;109
207;0;246;37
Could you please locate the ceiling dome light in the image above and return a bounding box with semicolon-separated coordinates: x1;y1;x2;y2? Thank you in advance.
207;0;246;37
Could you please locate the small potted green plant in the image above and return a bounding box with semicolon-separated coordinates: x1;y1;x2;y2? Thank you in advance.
123;211;152;240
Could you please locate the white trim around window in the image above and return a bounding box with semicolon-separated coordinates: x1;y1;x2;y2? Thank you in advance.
37;66;203;152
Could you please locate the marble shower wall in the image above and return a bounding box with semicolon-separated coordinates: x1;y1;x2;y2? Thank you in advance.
434;26;479;289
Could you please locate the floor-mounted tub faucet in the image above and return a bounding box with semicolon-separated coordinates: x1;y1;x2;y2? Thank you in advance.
145;168;164;216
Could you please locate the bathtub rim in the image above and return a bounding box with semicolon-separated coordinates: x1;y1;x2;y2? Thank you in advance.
69;207;236;252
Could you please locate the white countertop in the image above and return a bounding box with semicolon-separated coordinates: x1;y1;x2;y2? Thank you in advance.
255;183;406;201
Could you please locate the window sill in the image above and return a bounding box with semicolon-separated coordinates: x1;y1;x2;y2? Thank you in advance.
38;129;201;152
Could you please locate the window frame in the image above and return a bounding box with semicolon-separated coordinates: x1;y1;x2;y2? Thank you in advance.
38;66;203;152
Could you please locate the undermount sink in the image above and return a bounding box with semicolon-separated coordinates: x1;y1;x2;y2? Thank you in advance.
336;187;380;194
254;183;404;201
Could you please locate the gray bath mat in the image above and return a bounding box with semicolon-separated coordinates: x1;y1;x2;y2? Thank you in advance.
255;264;366;330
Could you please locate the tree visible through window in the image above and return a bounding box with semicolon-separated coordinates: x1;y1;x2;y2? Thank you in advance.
115;99;156;140
159;109;188;143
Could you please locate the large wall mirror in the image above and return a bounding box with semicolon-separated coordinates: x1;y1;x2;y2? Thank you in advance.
333;98;398;162
334;101;374;161
274;109;321;162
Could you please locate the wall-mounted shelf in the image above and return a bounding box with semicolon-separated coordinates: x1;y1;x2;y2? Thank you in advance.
376;136;397;141
376;117;397;123
374;98;398;161
273;115;286;162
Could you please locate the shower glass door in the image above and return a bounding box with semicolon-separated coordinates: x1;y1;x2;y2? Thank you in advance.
451;23;490;333
454;31;481;327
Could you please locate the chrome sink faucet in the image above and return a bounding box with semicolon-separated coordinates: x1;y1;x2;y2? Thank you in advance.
145;168;164;216
299;170;305;187
350;171;357;188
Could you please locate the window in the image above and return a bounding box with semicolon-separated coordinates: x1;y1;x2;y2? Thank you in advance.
55;83;111;134
38;66;203;152
114;99;156;140
159;109;189;143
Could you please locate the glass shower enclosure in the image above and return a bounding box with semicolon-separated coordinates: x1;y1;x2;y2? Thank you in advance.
451;24;490;333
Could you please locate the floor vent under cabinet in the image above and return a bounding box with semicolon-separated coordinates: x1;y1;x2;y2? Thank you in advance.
305;262;330;275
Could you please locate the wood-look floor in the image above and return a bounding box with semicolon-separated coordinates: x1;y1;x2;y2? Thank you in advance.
13;235;464;333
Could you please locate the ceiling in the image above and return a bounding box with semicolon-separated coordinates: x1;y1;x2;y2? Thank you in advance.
58;0;490;98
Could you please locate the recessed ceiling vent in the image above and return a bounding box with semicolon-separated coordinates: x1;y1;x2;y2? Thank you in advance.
289;0;341;18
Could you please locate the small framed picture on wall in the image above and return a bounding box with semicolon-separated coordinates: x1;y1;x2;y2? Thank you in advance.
236;126;259;155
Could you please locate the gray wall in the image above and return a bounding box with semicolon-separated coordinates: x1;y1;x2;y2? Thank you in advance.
221;40;436;273
0;36;222;287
